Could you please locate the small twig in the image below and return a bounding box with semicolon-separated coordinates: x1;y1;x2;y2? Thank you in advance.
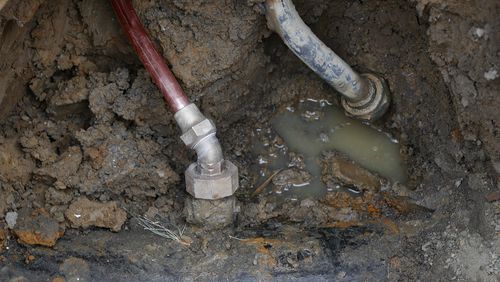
252;169;283;196
228;235;246;241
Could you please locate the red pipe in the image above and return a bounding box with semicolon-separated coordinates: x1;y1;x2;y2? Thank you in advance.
110;0;190;112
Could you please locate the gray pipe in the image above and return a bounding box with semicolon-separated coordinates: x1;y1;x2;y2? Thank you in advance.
265;0;390;120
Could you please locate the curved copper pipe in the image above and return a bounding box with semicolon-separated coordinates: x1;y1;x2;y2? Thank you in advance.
110;0;190;112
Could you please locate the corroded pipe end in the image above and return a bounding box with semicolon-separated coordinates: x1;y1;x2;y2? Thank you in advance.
341;73;391;121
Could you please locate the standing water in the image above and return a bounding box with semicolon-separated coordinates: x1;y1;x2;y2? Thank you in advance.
252;99;407;199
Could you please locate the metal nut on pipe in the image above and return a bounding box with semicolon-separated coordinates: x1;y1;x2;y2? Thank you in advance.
185;160;239;200
265;0;391;121
174;103;239;200
341;73;391;120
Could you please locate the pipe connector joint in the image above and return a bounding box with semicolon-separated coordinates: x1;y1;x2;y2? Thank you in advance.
185;161;238;200
174;103;239;200
179;118;216;149
341;73;391;121
265;0;391;121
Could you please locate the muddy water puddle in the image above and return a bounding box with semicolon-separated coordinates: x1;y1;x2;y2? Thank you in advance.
252;99;407;200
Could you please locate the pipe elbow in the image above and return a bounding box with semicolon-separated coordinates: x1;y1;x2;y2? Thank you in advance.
194;134;224;173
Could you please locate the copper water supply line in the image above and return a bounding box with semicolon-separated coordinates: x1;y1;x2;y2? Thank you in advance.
110;0;239;200
109;0;189;112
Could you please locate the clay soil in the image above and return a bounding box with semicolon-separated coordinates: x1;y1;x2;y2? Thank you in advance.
0;0;498;281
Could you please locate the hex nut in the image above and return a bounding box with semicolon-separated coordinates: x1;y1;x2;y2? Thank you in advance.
180;119;216;147
185;160;239;200
341;73;391;121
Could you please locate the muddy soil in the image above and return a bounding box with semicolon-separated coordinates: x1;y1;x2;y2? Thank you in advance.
0;0;498;281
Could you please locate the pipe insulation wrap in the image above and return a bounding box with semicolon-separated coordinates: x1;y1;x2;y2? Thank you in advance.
265;0;369;101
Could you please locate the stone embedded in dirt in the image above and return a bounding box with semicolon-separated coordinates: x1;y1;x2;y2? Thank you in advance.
33;146;82;185
19;131;58;164
65;197;127;232
322;152;381;192
45;188;73;205
5;211;18;229
12;208;63;247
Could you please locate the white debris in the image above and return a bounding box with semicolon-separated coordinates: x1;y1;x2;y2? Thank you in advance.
484;69;499;81
471;27;485;40
5;211;18;229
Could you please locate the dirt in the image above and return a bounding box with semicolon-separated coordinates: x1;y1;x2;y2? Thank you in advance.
0;0;498;281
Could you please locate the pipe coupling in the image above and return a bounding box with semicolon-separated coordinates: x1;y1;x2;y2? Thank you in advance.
175;104;215;148
174;103;239;200
341;73;390;121
185;160;239;200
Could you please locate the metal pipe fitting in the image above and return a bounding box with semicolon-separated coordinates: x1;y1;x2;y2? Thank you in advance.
111;0;239;202
265;0;390;120
174;104;239;200
110;0;190;112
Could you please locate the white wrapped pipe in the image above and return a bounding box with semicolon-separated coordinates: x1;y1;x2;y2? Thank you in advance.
265;0;370;101
265;0;390;120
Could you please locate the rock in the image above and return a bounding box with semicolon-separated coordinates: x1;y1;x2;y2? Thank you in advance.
65;197;127;232
322;152;381;192
5;211;17;229
59;257;90;282
13;208;63;247
33;146;82;185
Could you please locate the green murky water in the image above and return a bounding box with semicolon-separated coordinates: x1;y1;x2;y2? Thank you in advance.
252;99;407;199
